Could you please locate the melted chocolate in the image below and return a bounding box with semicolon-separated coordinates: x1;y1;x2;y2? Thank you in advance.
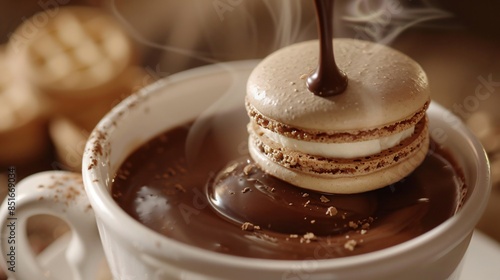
307;0;348;96
112;122;466;260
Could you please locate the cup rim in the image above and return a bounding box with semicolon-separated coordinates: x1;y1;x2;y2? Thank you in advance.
82;60;491;272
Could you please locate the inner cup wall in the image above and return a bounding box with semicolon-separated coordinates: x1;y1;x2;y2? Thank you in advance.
427;104;484;206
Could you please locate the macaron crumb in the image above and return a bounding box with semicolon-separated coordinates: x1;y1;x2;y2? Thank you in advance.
241;222;260;232
344;240;357;251
300;232;317;243
326;206;338;216
245;39;430;194
243;163;256;176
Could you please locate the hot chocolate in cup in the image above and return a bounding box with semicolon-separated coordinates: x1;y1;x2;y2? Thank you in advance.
0;61;491;280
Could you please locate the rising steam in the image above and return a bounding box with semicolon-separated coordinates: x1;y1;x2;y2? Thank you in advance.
339;0;454;44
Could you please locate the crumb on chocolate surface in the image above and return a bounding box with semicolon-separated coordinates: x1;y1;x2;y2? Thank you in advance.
320;195;330;203
344;240;357;251
243;164;255;176
326;206;338;216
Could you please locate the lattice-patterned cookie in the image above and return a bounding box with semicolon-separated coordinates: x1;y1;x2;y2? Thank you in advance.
48;67;150;172
12;6;135;94
467;111;500;188
66;66;150;131
49;117;89;172
8;6;136;126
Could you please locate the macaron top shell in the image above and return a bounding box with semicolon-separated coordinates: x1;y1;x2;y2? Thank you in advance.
246;38;430;133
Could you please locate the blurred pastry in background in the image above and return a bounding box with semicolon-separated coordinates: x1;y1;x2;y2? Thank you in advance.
49;65;151;172
7;6;138;131
59;65;150;131
49;117;89;172
491;155;500;189
0;47;49;166
467;111;500;163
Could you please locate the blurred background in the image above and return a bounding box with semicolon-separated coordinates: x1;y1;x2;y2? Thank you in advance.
0;0;499;279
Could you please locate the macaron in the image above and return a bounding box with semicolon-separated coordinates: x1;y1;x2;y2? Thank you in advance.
246;38;430;194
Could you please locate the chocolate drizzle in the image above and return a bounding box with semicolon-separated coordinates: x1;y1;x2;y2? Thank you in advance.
307;0;348;97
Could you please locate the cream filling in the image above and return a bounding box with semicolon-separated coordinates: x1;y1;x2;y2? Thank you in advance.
261;126;415;159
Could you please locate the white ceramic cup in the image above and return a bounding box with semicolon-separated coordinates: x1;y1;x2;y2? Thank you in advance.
0;60;491;280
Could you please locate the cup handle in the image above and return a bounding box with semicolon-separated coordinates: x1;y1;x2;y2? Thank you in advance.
0;171;103;280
